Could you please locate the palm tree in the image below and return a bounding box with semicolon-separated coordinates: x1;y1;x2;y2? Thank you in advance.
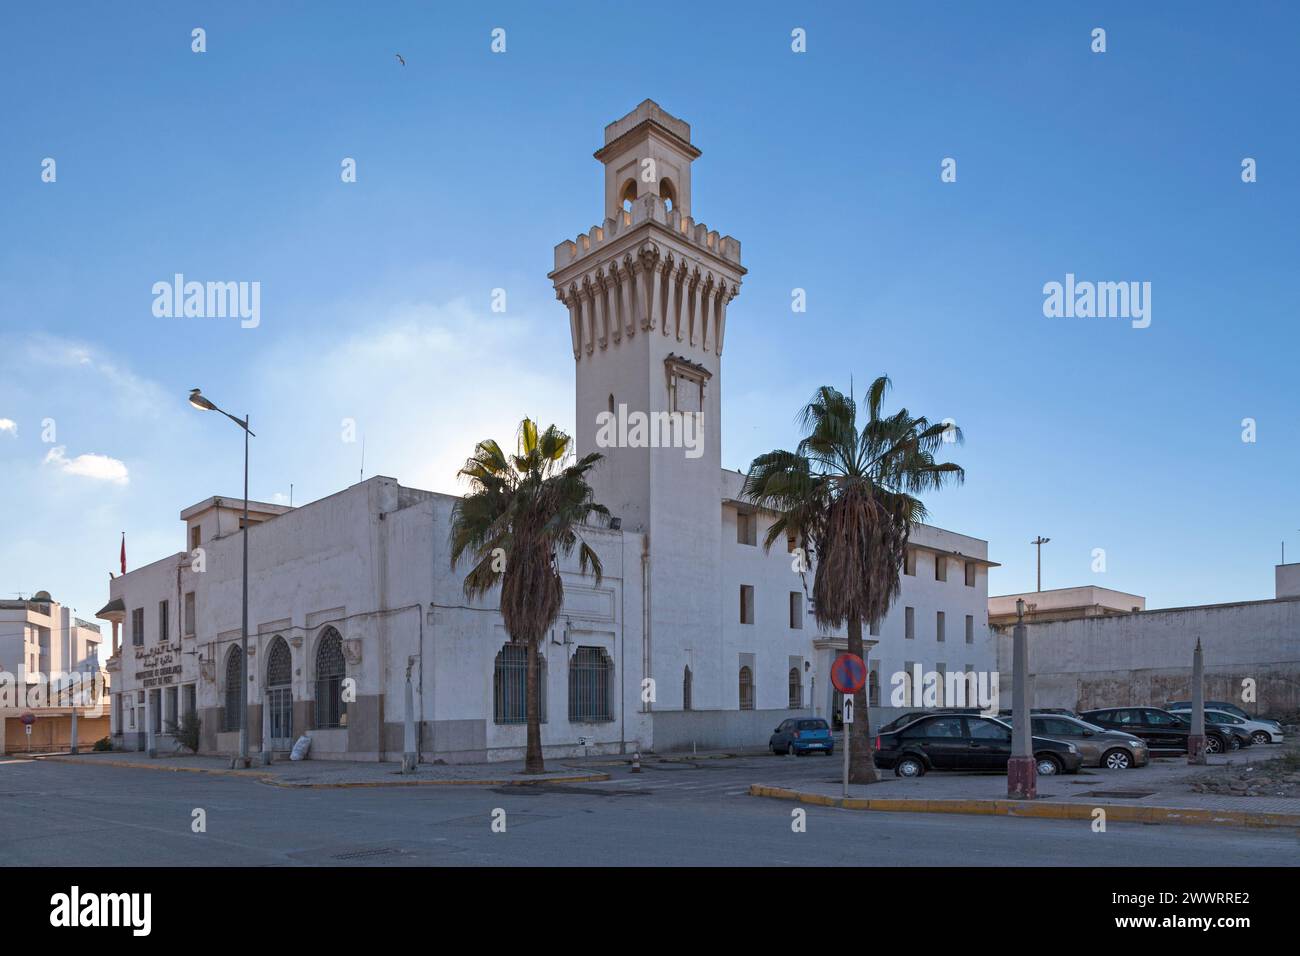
742;377;964;783
450;419;608;774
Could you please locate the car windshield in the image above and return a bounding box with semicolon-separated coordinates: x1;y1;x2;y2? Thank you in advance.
1077;719;1107;732
797;720;827;730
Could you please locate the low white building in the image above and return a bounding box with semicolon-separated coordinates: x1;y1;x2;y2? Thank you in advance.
101;101;997;762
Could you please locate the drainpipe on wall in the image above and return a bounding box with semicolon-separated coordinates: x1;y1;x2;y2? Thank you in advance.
640;535;651;724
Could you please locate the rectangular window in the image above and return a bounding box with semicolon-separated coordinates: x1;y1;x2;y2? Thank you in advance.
904;606;915;640
736;512;757;546
904;549;916;576
786;532;797;553
183;683;196;717
158;600;169;644
165;685;178;730
184;592;196;637
789;592;803;629
903;661;916;706
740;585;755;625
964;561;976;587
150;689;162;733
935;556;947;582
190;525;201;552
868;662;881;707
936;610;946;643
965;614;974;644
935;663;946;705
869;618;880;637
131;607;145;647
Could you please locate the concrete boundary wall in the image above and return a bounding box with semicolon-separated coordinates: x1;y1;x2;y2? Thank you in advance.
996;597;1300;715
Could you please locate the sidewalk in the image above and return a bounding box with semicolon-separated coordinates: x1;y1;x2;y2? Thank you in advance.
30;750;609;788
750;752;1300;829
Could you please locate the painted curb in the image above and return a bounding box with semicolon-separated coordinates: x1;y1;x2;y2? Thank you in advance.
34;755;609;789
748;784;1300;829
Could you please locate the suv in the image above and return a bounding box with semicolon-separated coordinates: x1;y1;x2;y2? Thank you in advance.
1079;707;1248;754
872;714;1083;777
1167;706;1283;745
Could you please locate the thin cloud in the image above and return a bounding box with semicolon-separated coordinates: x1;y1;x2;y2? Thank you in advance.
43;445;130;485
0;418;16;436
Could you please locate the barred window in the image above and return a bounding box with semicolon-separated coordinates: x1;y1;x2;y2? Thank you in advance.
682;665;692;711
266;636;291;687
739;665;755;710
569;646;613;722
869;665;881;707
493;643;548;725
788;667;801;708
223;645;243;732
314;627;347;729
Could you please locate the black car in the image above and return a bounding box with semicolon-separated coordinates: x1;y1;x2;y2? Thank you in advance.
872;714;1084;777
878;708;985;734
1079;707;1250;754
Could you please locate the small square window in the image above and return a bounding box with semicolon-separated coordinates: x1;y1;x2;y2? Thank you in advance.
935;557;947;582
904;549;916;576
964;561;976;587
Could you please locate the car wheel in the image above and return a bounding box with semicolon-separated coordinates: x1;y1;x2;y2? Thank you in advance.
895;756;925;778
1251;731;1271;746
1035;755;1062;776
785;742;796;756
1102;749;1132;770
1205;735;1223;754
1228;735;1242;751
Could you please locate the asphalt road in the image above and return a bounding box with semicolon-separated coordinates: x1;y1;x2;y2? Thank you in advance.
1;756;1293;866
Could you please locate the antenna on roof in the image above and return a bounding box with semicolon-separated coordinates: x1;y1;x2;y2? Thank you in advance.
360;437;365;482
289;483;294;508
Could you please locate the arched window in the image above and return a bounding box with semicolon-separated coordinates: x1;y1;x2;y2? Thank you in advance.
314;627;347;729
619;179;637;212
569;646;613;722
493;643;548;725
661;178;677;213
739;665;754;710
608;393;615;415
266;636;291;687
788;667;802;709
682;665;692;711
868;667;881;707
223;645;243;731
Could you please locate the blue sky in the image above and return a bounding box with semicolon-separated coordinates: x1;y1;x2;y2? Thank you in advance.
1;1;1297;630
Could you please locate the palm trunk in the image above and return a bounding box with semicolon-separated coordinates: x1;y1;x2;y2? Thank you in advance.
524;638;545;773
846;613;878;784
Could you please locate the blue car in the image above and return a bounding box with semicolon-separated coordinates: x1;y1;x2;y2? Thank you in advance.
769;718;834;756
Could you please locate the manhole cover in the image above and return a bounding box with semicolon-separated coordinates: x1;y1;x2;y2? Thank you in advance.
1083;790;1156;799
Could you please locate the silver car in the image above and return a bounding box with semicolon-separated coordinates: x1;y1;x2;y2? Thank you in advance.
1028;714;1150;769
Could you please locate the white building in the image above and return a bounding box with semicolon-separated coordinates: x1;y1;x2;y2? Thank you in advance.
1;592;107;752
100;101;997;762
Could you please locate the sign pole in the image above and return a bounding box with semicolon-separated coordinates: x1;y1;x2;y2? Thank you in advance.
841;696;853;798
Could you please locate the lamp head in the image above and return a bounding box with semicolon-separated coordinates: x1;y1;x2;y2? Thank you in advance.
188;389;217;412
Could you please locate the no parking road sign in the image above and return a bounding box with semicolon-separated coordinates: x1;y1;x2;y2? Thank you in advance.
831;653;866;695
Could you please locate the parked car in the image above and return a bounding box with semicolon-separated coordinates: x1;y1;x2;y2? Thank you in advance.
1079;707;1249;754
878;708;988;734
872;713;1083;777
998;707;1078;719
769;718;834;756
1166;702;1283;741
1166;706;1284;745
1006;713;1150;769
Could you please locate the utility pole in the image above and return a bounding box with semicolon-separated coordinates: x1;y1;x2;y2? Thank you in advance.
1031;536;1050;592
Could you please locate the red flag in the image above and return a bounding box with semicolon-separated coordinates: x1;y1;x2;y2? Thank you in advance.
120;532;126;575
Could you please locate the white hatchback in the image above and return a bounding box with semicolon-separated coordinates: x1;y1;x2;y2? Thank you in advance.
1169;707;1283;745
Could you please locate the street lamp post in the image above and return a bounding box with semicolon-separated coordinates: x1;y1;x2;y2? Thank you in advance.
1031;536;1050;592
189;389;254;769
